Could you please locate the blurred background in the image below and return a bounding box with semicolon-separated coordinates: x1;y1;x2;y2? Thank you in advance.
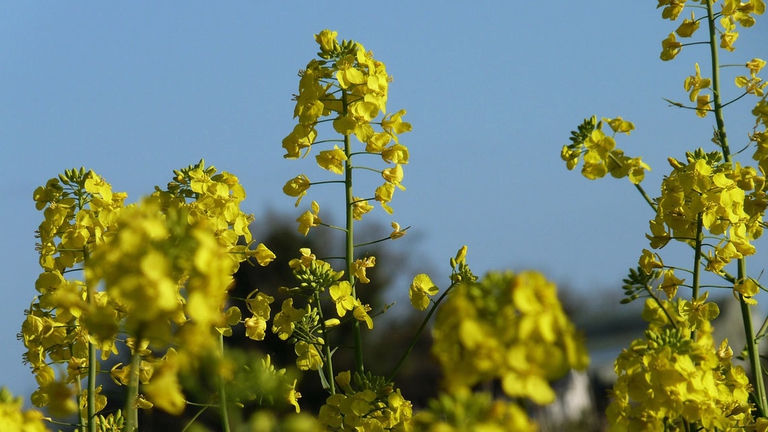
2;2;767;429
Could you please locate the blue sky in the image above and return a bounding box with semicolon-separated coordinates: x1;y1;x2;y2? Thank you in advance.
2;2;767;400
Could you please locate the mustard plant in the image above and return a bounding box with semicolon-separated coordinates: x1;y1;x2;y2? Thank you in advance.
10;30;593;432
562;1;767;430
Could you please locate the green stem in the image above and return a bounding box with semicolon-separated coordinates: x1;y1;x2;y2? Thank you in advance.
218;334;231;432
634;183;657;212
87;341;96;432
739;261;768;416
182;405;210;432
692;216;703;302
704;0;767;415
705;0;730;159
342;90;364;376
386;282;457;383
124;333;143;432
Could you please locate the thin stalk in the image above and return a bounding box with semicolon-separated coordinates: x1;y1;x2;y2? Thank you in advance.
634;183;657;211
182;405;210;432
386;282;457;383
342;90;364;375
218;334;231;432
315;292;336;394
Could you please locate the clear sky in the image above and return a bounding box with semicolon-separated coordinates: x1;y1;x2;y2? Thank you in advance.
2;2;767;400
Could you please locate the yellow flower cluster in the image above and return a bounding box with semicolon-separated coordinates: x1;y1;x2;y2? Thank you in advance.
657;0;765;59
607;298;753;431
648;152;766;284
317;371;412;431
22;162;273;419
282;29;412;230
431;271;589;405
86;199;233;352
561;116;650;184
411;388;537;432
0;387;47;432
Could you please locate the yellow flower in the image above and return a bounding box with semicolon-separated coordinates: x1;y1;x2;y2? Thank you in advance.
315;145;348;174
142;349;186;415
381;110;412;141
638;249;663;274
675;11;700;37
684;63;711;102
282;125;317;159
353;301;374;329
296;201;322;236
0;387;47;432
295;341;323;371
375;183;395;214
381;144;410;164
352;197;373;220
746;58;767;77
244;315;268;341
283;174;311;207
409;274;438;311
272;298;306;340
660;269;685;299
390;222;406;239
315;29;339;53
330;281;356;317
660;33;682;61
382;164;405;191
287;379;302;413
352;256;376;283
696;94;711;118
720;30;739;52
251;243;276;266
658;0;685;20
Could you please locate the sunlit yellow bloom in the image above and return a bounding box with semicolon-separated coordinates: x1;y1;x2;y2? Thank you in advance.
675;11;700;37
658;0;685;20
283;174;311;207
746;58;767;77
720;30;739;52
330;281;356;317
639;249;663;274
660;33;682;61
381;144;410;165
272;298;305;340
353;301;373;329
684;63;711;102
375;183;395;214
604;117;635;135
0;387;47;432
315;29;338;53
696;94;711;117
244;315;268;341
296;201;322;236
659;269;685;299
382;164;405;190
142;349;186;415
409;274;438;311
352;197;373;220
315;145;347;174
282;125;317;159
390;222;406;239
352;256;376;283
295;341;323;371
